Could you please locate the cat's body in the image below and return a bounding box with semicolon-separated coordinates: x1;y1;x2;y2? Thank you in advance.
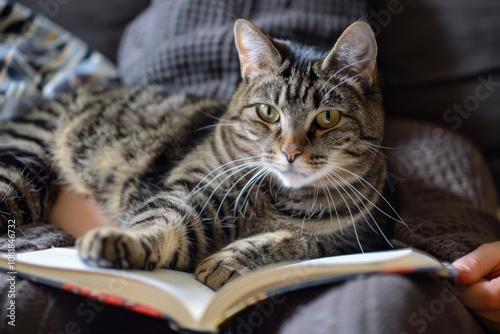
0;20;397;289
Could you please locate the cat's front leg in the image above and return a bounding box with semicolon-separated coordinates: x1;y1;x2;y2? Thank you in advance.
195;230;327;290
77;192;204;271
76;226;161;270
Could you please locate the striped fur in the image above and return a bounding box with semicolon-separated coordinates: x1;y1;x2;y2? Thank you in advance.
0;20;398;289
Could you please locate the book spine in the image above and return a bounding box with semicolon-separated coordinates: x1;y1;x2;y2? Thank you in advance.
11;271;196;333
60;283;167;319
14;271;169;320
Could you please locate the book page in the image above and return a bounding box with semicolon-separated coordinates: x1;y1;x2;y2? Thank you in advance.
281;248;417;267
201;248;447;326
4;247;450;331
8;248;216;323
125;270;215;321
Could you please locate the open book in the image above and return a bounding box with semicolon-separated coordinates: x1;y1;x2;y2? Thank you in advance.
0;247;455;333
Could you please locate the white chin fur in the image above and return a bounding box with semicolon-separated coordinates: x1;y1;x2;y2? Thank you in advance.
277;171;317;189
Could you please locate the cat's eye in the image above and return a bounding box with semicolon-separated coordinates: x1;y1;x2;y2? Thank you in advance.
315;110;341;129
256;104;280;123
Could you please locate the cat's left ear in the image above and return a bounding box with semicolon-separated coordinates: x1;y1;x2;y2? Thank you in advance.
234;19;282;81
321;22;378;90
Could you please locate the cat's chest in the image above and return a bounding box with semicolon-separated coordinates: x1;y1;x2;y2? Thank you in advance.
164;143;352;235
229;188;345;235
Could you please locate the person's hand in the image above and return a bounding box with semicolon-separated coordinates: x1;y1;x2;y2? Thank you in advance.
452;242;500;331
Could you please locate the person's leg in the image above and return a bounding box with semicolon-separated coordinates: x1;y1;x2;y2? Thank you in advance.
277;274;484;334
226;274;485;334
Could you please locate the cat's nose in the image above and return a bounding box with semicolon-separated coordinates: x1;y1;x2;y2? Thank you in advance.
281;147;303;164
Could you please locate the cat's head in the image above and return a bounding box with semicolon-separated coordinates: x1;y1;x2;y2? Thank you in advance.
227;19;384;189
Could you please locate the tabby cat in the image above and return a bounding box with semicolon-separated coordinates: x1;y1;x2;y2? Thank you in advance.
0;19;399;289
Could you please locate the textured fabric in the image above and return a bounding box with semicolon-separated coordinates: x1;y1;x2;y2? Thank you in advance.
384;119;500;262
275;275;485;334
0;273;52;334
0;0;118;121
118;0;367;100
0;223;74;252
17;0;150;62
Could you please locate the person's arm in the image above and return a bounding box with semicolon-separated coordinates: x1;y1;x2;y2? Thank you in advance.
50;186;116;238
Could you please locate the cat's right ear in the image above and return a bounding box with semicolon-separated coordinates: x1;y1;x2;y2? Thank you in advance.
321;21;378;90
234;19;281;81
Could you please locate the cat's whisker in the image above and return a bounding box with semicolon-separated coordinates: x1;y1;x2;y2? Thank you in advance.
190;164;246;198
237;165;270;217
254;167;274;210
328;170;393;247
365;143;414;163
214;163;265;220
319;58;374;94
232;164;270;217
241;167;273;218
190;158;257;197
195;123;236;132
318;178;342;234
268;172;283;202
323;175;364;252
243;169;273;218
327;164;408;230
199;111;225;121
300;214;307;236
367;143;409;150
200;162;261;214
308;186;320;219
326;172;377;234
238;166;274;217
243;167;274;217
364;144;388;160
323;73;363;99
189;156;260;197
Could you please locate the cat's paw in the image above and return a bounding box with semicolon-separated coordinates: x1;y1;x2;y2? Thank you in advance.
77;227;158;270
195;250;252;290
